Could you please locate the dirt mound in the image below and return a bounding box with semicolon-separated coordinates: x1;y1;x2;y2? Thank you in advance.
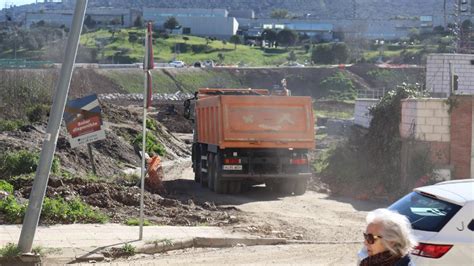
7;177;238;226
0;102;190;178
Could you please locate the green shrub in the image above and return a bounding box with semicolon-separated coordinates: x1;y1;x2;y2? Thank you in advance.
133;132;166;156
0;150;60;178
0;196;27;223
0;243;21;258
0;180;14;194
26;104;50;123
0;196;108;224
0;120;25;132
125;218;151;226
41;197;108;224
318;72;357;100
120;243;135;256
321;84;429;194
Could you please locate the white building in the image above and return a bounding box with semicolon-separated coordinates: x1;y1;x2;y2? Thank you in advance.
143;8;238;39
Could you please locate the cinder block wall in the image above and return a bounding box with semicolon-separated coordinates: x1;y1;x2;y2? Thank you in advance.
400;98;450;142
354;99;379;128
426;53;474;95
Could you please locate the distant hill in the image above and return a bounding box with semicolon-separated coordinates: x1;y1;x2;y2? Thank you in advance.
86;0;458;20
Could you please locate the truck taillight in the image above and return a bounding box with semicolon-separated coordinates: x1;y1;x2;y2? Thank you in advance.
290;158;307;165
224;158;241;164
412;243;453;259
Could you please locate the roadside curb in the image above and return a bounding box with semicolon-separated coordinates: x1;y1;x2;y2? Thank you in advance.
136;237;287;254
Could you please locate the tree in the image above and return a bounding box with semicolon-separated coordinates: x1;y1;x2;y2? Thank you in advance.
229;35;241;50
261;29;277;47
183;36;189;43
217;52;225;62
164;17;179;31
311;44;333;64
128;32;138;45
277;29;298;49
271;9;289;19
332;42;349;64
287;50;297;62
222;39;227;48
84;15;96;28
311;43;349;64
24;35;39;50
134;15;143;27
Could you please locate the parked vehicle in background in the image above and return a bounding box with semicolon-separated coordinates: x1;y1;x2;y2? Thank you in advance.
358;179;474;265
203;60;215;68
169;60;185;68
183;88;315;195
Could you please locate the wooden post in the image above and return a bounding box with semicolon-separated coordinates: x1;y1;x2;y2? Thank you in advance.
88;143;97;175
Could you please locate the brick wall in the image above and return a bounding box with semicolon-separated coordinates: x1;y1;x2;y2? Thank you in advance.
400;99;450;142
450;96;473;179
354;99;379;128
426;53;474;96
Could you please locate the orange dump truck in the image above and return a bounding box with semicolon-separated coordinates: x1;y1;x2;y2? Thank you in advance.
184;88;315;195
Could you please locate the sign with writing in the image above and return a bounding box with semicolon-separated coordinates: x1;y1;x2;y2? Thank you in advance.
64;94;105;148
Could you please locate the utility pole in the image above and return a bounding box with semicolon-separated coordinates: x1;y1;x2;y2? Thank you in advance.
18;0;88;254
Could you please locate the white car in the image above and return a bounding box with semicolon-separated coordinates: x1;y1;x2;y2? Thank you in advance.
359;179;474;265
169;61;185;68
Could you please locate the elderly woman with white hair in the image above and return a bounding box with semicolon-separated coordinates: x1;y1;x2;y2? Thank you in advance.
359;208;418;266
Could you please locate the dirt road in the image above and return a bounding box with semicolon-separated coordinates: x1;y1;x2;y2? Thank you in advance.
152;167;388;265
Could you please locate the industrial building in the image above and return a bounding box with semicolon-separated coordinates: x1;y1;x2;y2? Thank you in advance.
143;8;238;39
24;7;138;28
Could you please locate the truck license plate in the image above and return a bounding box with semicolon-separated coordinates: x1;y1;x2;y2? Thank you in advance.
223;165;243;171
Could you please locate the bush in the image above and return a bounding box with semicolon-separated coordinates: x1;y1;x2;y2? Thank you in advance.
312;42;349;64
0;195;27;223
321;84;429;195
125;218;151;226
26;104;50;123
0;150;60;178
318;72;357;100
0;243;21;258
0;120;25;132
133;132;166;157
41;197;108;224
0;195;108;224
0;180;14;194
191;44;213;53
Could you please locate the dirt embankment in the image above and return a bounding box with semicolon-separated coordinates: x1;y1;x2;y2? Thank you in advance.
0;65;425;100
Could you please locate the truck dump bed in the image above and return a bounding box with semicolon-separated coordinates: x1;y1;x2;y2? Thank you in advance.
196;95;314;149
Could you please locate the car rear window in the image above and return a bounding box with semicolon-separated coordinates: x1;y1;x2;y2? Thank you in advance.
389;191;462;232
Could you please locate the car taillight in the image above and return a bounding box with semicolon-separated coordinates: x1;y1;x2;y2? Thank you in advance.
290;158;307;165
224;158;241;164
412;243;453;259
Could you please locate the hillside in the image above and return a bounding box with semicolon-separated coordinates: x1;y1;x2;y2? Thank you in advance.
78;29;309;66
84;0;456;20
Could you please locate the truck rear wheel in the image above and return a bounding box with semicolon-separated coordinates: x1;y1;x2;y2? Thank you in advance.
228;181;241;194
213;153;228;194
294;179;308;195
278;180;295;195
207;153;215;191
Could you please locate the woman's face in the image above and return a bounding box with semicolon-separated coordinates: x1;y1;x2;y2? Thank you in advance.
364;222;387;256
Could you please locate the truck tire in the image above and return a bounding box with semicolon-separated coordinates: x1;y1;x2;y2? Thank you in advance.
294;179;308;195
277;180;295;195
228;181;241;194
207;153;215;191
193;145;200;183
213;153;228;194
200;155;208;188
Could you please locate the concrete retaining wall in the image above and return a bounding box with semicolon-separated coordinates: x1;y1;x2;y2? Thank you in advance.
354;99;378;128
